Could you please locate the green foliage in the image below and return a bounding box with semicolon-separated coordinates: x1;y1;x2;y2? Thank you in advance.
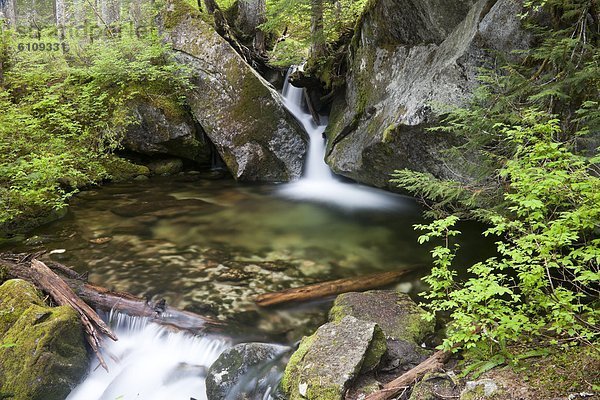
0;26;192;232
262;0;368;67
393;0;600;354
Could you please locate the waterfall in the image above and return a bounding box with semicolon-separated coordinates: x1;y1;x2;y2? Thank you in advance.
67;311;230;400
279;66;401;210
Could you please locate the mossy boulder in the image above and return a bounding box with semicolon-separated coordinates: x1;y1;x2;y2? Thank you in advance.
124;100;212;164
161;0;307;182
329;290;434;343
0;279;88;400
205;342;288;400
281;316;387;400
102;156;150;183
325;0;531;189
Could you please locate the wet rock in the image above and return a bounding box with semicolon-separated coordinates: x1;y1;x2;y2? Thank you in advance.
0;280;88;400
205;342;289;400
380;338;430;373
410;372;460;400
281;316;387;400
325;0;532;189
124;101;211;164
161;0;308;182
329;290;434;343
148;158;184;175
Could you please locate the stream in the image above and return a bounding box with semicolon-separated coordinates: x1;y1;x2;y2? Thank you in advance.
0;70;493;399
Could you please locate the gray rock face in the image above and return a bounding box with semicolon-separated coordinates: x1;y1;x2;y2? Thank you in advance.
325;0;531;189
281;315;387;400
124;101;212;164
161;0;307;182
205;342;288;400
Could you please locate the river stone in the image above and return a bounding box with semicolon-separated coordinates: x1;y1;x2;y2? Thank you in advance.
329;290;434;343
124;100;212;164
205;342;289;400
0;279;88;400
281;316;387;400
160;0;307;182
325;0;532;189
410;372;460;400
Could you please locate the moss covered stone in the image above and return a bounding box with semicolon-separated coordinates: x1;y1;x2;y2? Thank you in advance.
102;156;150;183
281;316;387;400
161;0;308;182
0;280;88;400
329;290;434;343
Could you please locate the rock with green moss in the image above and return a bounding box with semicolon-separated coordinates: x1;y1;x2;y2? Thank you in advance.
0;279;88;400
324;0;531;189
329;290;434;343
102;156;150;183
281;316;387;400
205;342;289;400
460;379;502;399
161;0;307;182
124;100;212;164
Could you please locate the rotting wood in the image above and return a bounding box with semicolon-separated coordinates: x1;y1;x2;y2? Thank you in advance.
363;350;452;400
254;269;413;307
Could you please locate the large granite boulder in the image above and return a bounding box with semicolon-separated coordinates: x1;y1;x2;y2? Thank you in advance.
325;0;531;189
281;316;387;400
160;0;308;181
124;100;212;164
0;279;88;400
205;342;289;400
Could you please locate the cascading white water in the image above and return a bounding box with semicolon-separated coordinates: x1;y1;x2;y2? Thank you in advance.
67;312;230;400
279;66;402;209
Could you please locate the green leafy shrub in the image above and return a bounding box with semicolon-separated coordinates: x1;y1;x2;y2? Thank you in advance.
0;26;192;232
392;0;599;353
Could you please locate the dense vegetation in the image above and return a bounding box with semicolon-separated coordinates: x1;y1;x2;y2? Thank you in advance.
0;19;191;233
393;0;599;356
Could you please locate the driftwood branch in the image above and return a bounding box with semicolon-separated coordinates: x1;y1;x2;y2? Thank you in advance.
0;254;223;368
364;350;452;400
254;269;412;307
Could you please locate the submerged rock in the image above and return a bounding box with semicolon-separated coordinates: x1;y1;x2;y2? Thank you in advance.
281;315;387;400
0;279;88;400
161;0;307;182
205;342;289;400
325;0;531;189
124;101;212;164
148;158;184;175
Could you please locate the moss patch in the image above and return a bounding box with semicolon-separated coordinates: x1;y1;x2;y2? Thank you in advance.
0;280;88;400
102;155;150;182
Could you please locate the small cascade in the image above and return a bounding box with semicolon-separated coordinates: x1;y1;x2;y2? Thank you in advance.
279;66;401;209
67;311;230;400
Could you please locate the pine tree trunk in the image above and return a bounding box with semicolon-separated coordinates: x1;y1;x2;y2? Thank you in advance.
1;0;17;27
236;0;266;54
310;0;326;59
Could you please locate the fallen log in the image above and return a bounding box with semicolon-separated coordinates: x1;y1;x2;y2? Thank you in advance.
254;269;413;307
30;260;116;371
363;350;452;400
0;255;223;336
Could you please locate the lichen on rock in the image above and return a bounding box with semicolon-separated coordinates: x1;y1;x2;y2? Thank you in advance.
160;0;308;182
281;315;387;400
0;279;88;400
